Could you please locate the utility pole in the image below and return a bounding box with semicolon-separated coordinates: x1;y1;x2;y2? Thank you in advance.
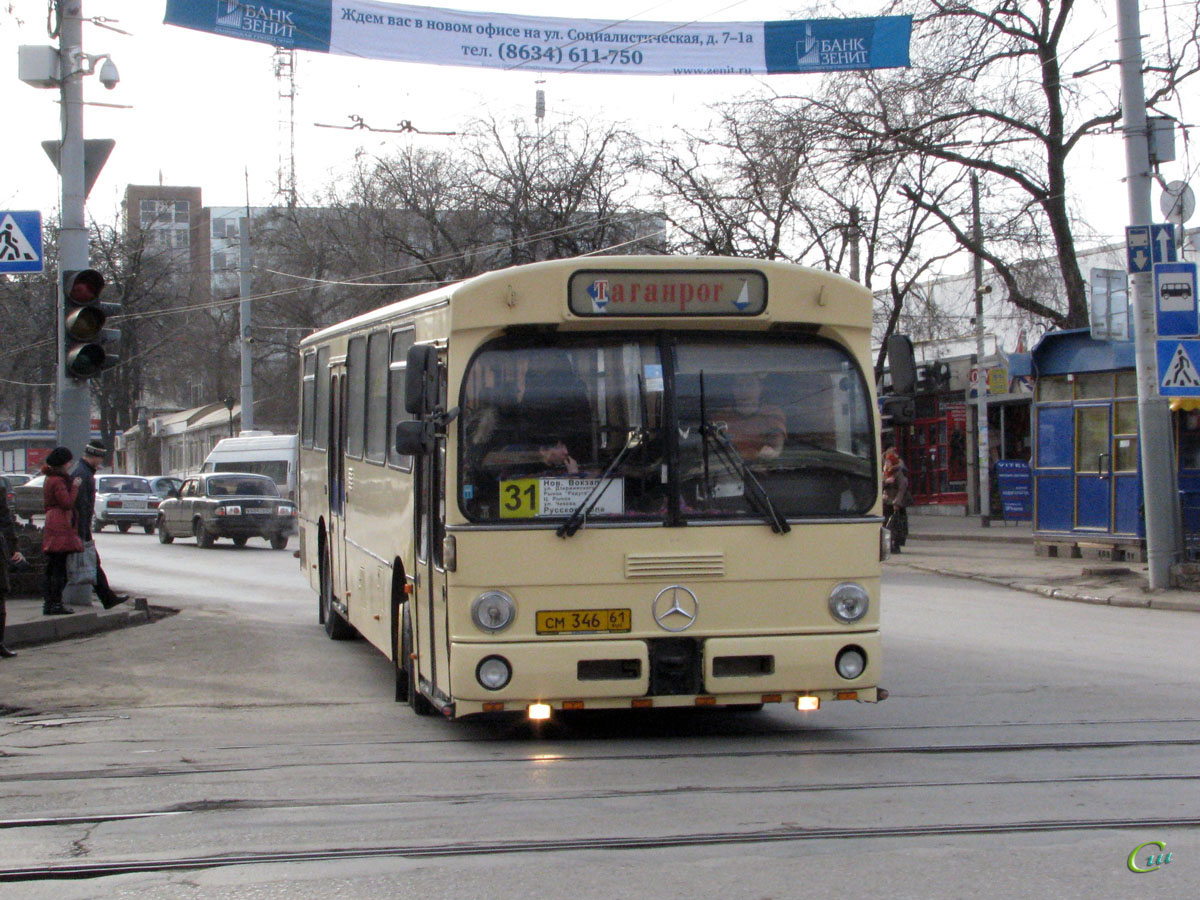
972;174;990;524
239;215;255;433
56;1;91;454
1117;0;1178;588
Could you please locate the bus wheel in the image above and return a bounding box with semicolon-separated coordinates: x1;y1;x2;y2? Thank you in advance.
402;604;434;716
321;547;355;640
393;603;409;702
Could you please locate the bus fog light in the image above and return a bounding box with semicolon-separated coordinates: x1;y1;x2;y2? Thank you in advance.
797;695;820;711
528;703;551;720
471;590;516;633
476;656;512;690
828;582;869;623
836;646;867;680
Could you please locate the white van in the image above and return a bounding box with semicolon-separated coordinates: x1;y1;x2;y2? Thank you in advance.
201;433;298;499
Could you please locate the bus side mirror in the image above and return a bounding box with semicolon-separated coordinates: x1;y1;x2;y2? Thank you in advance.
887;334;917;396
405;344;439;416
395;420;434;456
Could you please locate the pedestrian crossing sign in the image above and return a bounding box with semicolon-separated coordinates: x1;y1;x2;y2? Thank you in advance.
0;210;44;274
1156;339;1200;396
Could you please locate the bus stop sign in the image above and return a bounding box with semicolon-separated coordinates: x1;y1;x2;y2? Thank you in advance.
1155;262;1199;337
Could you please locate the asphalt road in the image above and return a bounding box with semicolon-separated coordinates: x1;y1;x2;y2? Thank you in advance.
1;533;1197;898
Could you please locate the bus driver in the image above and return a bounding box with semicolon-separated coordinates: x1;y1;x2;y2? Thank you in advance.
712;372;786;462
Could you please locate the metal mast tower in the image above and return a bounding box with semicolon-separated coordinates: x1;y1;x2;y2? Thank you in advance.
273;47;297;207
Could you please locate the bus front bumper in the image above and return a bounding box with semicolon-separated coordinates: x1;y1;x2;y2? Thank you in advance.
447;631;881;716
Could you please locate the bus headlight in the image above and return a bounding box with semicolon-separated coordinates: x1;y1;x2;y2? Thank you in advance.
828;582;869;624
471;590;516;633
836;645;867;680
477;656;512;690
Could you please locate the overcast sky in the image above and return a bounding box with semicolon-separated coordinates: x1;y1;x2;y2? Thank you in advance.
4;1;1195;263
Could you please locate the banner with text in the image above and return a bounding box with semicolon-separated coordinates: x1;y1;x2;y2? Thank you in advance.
164;1;911;75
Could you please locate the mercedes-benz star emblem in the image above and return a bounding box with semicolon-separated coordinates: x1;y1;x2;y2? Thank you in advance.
652;585;699;632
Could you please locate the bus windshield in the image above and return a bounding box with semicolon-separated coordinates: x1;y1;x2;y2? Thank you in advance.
458;332;876;525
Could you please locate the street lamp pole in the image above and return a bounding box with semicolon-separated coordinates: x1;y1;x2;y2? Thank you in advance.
56;0;92;455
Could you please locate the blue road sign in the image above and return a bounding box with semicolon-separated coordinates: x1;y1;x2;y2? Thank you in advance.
1152;223;1178;264
0;210;44;274
1156;339;1200;396
1155;262;1199;337
1127;223;1179;273
1127;226;1151;272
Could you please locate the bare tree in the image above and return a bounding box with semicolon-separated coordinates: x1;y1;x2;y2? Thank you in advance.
802;0;1200;329
643;95;957;377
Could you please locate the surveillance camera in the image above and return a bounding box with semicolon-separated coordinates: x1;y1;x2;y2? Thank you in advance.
98;58;119;90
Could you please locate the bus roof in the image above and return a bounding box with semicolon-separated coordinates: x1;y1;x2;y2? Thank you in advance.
300;256;870;348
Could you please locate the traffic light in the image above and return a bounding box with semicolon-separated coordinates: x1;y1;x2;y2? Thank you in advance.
62;268;119;379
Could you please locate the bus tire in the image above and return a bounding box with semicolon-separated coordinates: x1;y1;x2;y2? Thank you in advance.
402;604;435;716
321;546;355;640
393;602;409;702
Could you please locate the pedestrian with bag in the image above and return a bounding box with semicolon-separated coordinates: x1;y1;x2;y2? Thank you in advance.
882;446;912;553
0;474;28;656
70;439;129;609
41;446;83;616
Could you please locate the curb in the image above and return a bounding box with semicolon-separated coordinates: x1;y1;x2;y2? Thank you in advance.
5;600;152;649
894;562;1200;614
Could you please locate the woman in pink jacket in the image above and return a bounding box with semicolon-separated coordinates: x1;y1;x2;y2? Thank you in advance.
41;446;83;616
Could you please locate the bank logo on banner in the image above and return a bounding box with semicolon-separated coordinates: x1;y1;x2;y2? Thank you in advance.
163;0;332;52
797;25;820;67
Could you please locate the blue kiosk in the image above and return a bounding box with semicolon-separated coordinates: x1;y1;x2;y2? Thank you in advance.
1026;330;1146;558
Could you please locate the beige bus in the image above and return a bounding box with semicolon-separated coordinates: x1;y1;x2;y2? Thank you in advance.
297;256;890;720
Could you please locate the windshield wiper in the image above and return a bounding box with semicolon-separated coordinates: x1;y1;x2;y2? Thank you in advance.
699;419;791;535
556;426;646;538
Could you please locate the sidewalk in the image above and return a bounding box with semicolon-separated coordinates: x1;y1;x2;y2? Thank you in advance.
4;596;152;649
896;513;1200;613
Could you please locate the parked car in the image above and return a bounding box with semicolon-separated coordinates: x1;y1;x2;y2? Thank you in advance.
93;474;160;534
156;472;297;549
10;474;46;521
2;473;32;510
147;475;184;499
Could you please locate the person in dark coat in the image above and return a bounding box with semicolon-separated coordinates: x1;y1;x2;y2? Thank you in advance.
882;446;912;553
0;476;28;657
70;439;128;609
41;447;83;615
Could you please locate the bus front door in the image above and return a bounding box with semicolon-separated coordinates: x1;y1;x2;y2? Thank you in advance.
412;382;449;711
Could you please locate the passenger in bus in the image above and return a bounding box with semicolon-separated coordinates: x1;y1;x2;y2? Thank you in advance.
711;372;786;462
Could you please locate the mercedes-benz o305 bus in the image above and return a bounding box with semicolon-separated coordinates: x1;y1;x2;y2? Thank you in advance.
298;256;892;720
